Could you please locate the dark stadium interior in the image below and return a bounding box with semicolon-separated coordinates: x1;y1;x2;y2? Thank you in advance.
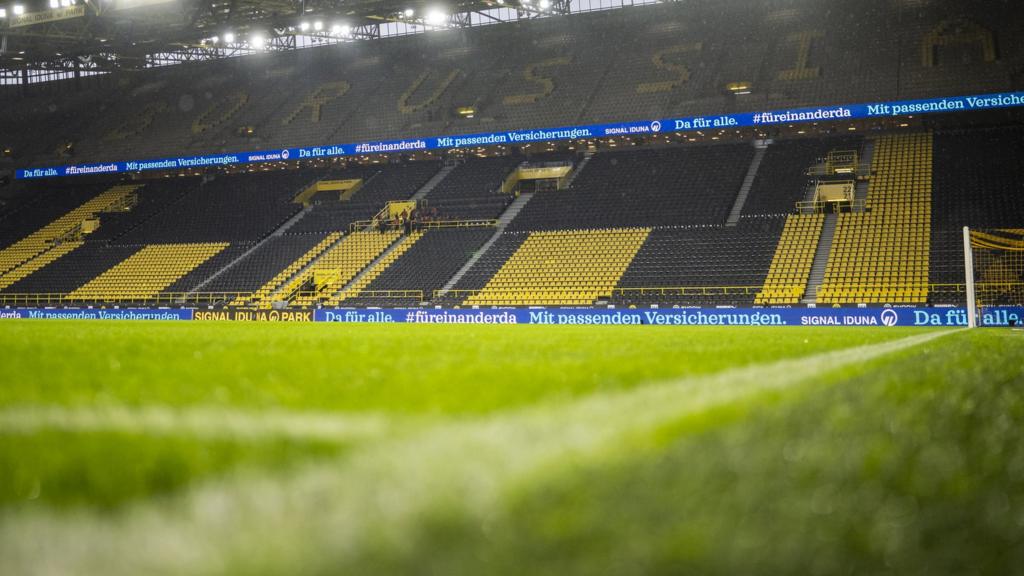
0;0;1021;310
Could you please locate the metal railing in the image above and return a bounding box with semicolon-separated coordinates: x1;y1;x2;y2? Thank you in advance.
0;292;252;307
796;199;867;215
350;219;497;232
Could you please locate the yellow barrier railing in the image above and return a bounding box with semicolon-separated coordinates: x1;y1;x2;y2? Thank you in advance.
350;219;497;232
796;199;867;215
435;287;764;300
287;290;424;304
0;292;252;306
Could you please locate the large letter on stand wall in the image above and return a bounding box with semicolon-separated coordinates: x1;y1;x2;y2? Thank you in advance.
503;57;572;105
192;92;250;134
636;43;702;94
922;18;997;67
398;69;461;114
777;31;824;81
282;81;351;125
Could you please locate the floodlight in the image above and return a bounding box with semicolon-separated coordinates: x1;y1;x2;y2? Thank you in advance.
539;0;549;7
299;21;309;31
50;0;59;8
425;9;446;25
13;4;25;15
0;8;6;18
210;35;219;44
404;8;414;17
331;24;342;35
223;32;235;43
250;34;266;49
340;25;351;36
313;20;323;31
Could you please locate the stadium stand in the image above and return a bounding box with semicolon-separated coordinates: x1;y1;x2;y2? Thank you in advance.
463;228;650;307
755;214;825;305
4;122;1023;310
742;138;861;217
286;231;401;307
929;126;1024;305
425;156;520;221
0;242;140;299
334;230;427;304
115;172;309;244
508;145;753;231
0;183;138;276
342;227;494;307
201;234;332;294
7;0;1023;170
818;134;932;305
66;243;229;302
242;232;343;307
611;221;784;307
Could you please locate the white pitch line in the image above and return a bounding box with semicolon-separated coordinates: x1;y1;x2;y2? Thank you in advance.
0;330;956;576
0;405;403;444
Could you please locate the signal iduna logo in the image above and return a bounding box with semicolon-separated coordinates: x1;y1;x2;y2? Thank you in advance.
880;309;899;327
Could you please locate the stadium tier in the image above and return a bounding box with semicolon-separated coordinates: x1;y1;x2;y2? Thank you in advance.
1;124;1022;309
2;0;1024;169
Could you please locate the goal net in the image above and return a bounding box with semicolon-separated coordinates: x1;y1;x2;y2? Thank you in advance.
964;227;1024;327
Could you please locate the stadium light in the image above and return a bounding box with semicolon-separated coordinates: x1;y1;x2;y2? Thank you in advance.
404;8;414;17
539;0;549;8
209;35;219;44
0;8;6;18
340;24;351;36
12;4;25;15
250;33;266;50
425;8;446;26
331;23;342;35
223;32;235;43
50;0;59;8
300;21;310;32
313;20;323;31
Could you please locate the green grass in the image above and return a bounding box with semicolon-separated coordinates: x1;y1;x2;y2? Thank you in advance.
0;320;1022;575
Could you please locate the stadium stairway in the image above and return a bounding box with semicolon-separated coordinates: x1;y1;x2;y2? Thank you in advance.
288;231;402;307
437;192;535;296
562;151;594;188
331;230;426;304
754;214;824;305
726;142;769;226
240;232;343;307
186;205;315;298
0;184;140;277
410;164;457;201
802;213;837;304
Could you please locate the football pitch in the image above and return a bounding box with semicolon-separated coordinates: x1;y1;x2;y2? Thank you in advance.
1;321;1022;574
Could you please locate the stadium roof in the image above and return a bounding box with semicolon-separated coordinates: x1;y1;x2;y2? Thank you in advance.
0;0;589;73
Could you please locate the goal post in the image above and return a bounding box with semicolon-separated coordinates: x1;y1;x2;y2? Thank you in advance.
964;227;1024;328
964;226;977;328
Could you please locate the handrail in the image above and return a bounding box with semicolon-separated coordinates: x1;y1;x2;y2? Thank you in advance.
0;292;253;306
795;199;867;214
350;219;496;232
